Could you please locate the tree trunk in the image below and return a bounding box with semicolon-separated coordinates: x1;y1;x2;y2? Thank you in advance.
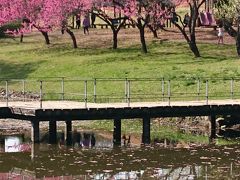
237;32;240;56
189;41;200;58
236;22;240;56
32;24;50;44
20;33;23;43
223;19;240;56
173;16;200;58
40;31;50;45
139;26;147;53
152;30;158;39
148;25;158;38
66;28;77;48
113;30;118;49
189;33;200;57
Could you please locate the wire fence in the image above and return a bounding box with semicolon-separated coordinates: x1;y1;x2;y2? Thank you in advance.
1;77;240;108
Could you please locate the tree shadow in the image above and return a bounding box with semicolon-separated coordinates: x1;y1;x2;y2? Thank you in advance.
0;61;44;79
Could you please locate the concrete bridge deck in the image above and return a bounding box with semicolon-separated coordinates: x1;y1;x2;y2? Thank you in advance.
1;99;240;109
0;99;240;120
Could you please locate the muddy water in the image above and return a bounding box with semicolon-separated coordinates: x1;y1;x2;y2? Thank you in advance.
0;133;240;179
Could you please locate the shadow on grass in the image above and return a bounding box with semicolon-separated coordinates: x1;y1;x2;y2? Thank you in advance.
0;61;44;79
200;55;229;61
19;44;143;57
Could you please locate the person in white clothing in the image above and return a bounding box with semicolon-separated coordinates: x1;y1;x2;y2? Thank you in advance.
217;25;224;44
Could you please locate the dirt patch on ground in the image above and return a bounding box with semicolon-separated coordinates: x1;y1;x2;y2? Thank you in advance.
76;27;236;48
159;27;235;45
26;25;235;51
153;116;210;136
0;119;91;135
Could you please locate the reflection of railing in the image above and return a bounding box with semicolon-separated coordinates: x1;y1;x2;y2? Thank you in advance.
8;167;36;179
148;164;236;179
2;163;238;179
1;77;240;108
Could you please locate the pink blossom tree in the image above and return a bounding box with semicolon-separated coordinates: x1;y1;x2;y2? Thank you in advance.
147;0;174;38
170;0;206;57
92;0;128;49
0;0;92;47
41;0;92;48
0;0;51;44
123;0;175;53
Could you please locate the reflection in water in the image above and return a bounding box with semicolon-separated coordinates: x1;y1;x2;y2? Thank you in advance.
1;133;240;179
218;128;240;138
0;135;31;153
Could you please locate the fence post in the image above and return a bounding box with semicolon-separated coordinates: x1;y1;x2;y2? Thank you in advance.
94;78;97;103
40;81;43;109
162;78;165;101
231;78;234;100
22;79;26;102
84;80;87;108
197;78;200;101
206;80;208;105
5;80;8;107
61;77;65;101
125;78;128;103
127;80;131;107
168;80;171;106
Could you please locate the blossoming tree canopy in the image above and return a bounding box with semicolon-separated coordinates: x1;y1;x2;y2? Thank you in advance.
41;0;92;29
0;0;92;46
0;0;92;27
0;0;48;40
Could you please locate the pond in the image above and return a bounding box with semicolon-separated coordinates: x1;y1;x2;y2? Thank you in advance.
0;131;240;179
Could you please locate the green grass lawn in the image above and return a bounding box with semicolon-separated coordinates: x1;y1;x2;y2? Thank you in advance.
0;29;238;101
0;29;239;102
0;31;238;79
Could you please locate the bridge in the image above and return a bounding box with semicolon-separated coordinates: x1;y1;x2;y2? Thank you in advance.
1;77;240;145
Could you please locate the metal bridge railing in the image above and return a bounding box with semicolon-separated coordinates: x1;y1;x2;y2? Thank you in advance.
1;77;240;109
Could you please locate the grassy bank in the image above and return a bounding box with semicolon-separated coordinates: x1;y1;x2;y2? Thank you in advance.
0;28;239;102
0;28;238;80
80;119;209;145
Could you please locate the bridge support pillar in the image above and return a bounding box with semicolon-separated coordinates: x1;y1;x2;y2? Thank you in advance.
142;117;151;144
49;121;57;144
31;143;40;160
65;121;72;146
210;115;216;142
113;118;121;146
31;120;40;143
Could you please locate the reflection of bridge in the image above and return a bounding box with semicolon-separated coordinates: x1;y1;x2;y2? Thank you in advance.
1;78;240;145
1;143;239;179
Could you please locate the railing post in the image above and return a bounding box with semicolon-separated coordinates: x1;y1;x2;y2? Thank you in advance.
5;80;8;107
94;78;97;103
161;78;165;101
40;80;43;109
206;80;208;105
84;80;87;108
125;78;128;103
168;80;171;106
231;78;234;100
127;80;131;107
61;77;65;101
22;79;26;102
197;78;200;101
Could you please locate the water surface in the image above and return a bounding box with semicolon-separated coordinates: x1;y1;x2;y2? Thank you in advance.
0;133;240;179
